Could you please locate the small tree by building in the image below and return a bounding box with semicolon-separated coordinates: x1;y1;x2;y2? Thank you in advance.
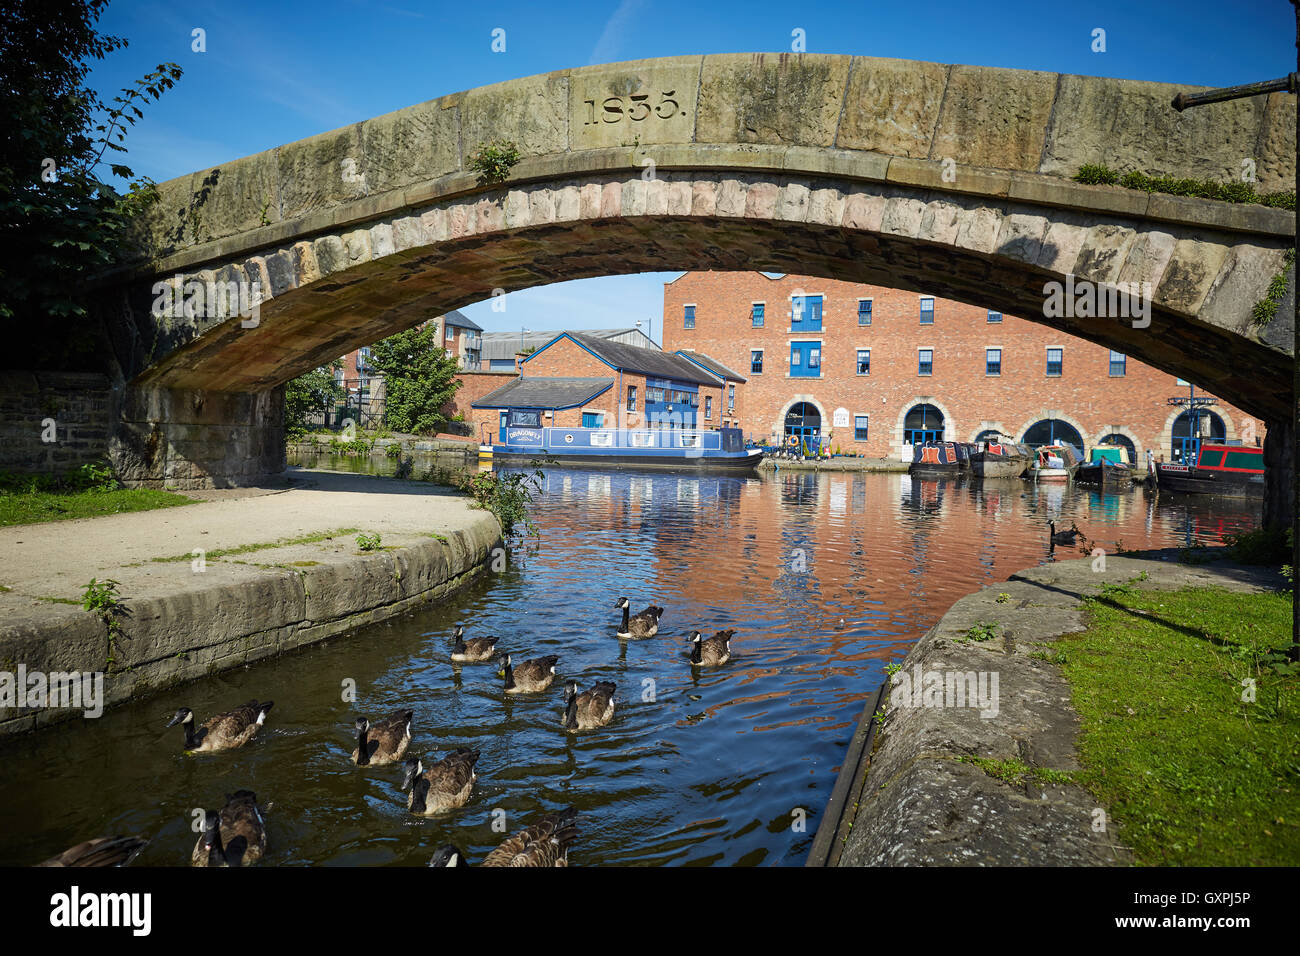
284;362;344;438
368;324;462;435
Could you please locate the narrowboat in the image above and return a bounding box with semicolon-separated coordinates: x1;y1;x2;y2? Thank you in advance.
484;425;764;473
969;440;1032;479
908;441;974;477
1029;443;1082;481
1076;445;1134;488
1153;443;1265;498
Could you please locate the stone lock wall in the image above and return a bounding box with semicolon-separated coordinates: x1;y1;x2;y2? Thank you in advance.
0;372;115;477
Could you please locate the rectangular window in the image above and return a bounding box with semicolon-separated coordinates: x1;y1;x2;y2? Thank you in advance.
986;348;1001;376
446;326;455;340
918;349;933;376
727;384;735;412
582;412;604;428
920;297;934;324
790;341;822;378
684;305;695;329
751;302;765;327
1222;450;1263;470
626;385;637;411
791;294;824;332
854;415;869;441
1046;348;1063;377
1109;350;1126;376
987;310;1002;323
857;349;871;375
751;349;763;374
704;396;712;419
858;299;873;326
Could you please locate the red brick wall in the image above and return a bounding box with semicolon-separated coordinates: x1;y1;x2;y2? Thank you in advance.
664;272;1265;461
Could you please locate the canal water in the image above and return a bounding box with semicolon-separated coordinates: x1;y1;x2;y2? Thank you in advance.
0;457;1262;866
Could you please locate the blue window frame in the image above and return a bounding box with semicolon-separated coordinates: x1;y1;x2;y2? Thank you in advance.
856;349;870;375
790;341;822;378
854;415;869;441
918;349;933;376
987;310;1002;323
582;412;603;428
627;385;637;411
684;305;695;329
751;350;763;374
1047;348;1063;377
791;294;823;332
727;384;735;412
920;297;934;324
1109;351;1126;376
751;303;765;327
986;348;1001;376
857;299;872;326
704;396;712;419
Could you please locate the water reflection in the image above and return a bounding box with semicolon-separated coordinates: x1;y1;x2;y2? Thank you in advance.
0;461;1261;867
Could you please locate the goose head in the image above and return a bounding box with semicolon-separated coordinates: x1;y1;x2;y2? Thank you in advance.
400;757;424;791
496;654;513;678
355;716;370;735
453;624;464;640
198;809;221;855
688;630;703;643
429;845;465;867
562;681;579;703
165;707;193;730
614;597;630;610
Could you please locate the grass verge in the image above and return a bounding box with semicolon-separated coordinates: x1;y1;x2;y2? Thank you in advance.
1058;583;1296;866
0;488;195;527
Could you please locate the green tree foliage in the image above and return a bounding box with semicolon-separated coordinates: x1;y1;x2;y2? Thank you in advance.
1;1;183;366
368;324;462;435
284;363;344;439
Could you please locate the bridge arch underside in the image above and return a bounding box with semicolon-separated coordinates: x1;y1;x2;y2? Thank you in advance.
124;171;1292;418
106;169;1293;496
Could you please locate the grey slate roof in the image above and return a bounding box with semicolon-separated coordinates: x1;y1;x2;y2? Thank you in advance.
479;327;656;362
675;350;747;383
470;376;613;409
557;332;719;385
443;309;482;331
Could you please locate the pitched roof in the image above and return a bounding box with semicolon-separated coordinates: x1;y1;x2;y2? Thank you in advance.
479;327;657;362
543;332;719;385
675;350;747;383
443;309;482;331
470;376;613;410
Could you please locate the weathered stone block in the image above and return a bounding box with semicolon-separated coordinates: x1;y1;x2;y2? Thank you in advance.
837;56;947;157
359;98;459;195
697;53;850;148
931;65;1056;172
570;57;700;150
276;123;366;221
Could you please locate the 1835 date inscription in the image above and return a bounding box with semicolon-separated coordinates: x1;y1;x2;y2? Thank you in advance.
583;90;685;124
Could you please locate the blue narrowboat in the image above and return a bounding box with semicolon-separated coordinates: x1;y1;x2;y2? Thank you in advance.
483;424;762;472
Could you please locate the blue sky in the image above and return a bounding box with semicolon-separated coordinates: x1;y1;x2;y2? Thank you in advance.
92;0;1297;339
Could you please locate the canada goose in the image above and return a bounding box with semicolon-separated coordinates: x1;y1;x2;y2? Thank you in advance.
1048;520;1082;545
166;700;274;753
428;806;579;867
38;835;148;867
401;749;480;814
352;709;414;767
191;790;267;867
499;653;560;694
451;624;499;663
562;680;616;731
689;629;735;666
614;597;664;638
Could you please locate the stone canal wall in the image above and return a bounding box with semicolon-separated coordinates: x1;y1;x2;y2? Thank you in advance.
0;371;114;476
821;550;1282;866
0;508;501;739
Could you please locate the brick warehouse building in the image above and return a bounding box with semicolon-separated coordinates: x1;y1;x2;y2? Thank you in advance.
663;272;1265;463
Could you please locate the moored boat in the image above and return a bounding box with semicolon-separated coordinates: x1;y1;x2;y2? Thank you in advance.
489;424;763;473
970;440;1031;479
908;441;970;477
1153;443;1264;498
1029;443;1081;481
1076;445;1134;488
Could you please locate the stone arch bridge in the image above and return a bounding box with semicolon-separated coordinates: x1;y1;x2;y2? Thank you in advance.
93;54;1295;517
